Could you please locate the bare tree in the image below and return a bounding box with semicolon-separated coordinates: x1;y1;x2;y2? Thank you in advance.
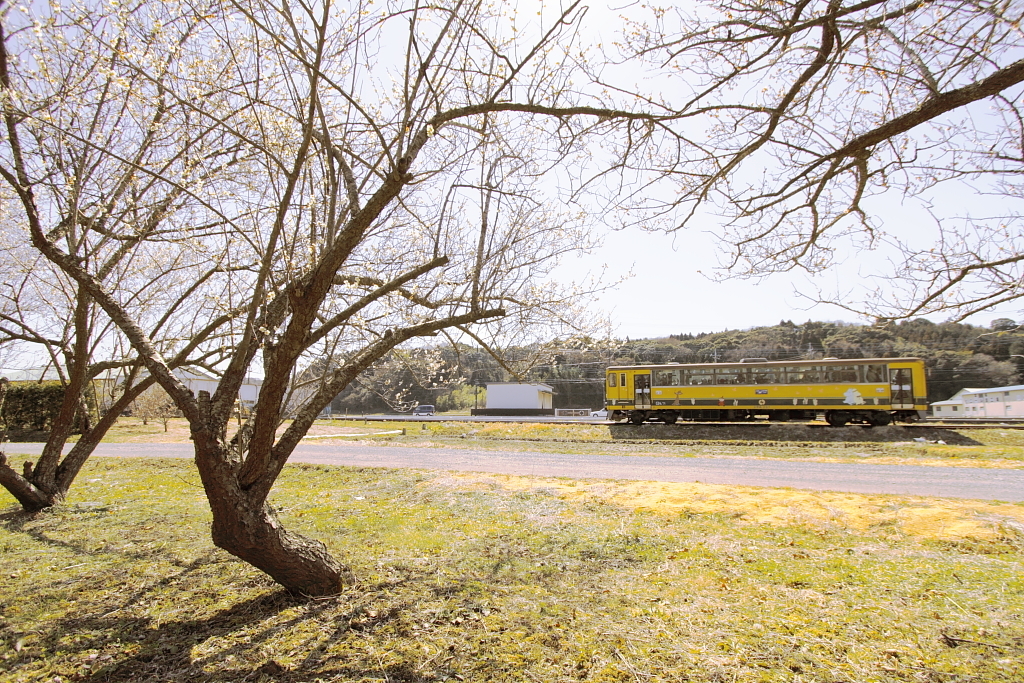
131;384;178;431
0;0;244;510
615;0;1024;320
6;0;676;595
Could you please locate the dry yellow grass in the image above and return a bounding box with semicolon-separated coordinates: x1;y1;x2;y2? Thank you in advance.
442;473;1024;543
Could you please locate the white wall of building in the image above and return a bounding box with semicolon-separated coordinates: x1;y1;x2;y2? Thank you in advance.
961;387;1024;418
931;386;1024;418
485;383;554;409
173;370;262;403
931;402;963;418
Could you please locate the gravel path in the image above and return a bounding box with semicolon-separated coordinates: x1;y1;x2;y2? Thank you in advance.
6;441;1023;501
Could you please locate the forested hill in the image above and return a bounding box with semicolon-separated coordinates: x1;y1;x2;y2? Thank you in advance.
330;318;1024;413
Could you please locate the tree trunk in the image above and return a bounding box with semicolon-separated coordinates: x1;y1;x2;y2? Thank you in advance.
0;375;154;513
0;379;56;511
194;444;353;596
0;453;56;511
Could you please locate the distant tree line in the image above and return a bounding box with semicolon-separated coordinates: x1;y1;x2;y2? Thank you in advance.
340;319;1023;412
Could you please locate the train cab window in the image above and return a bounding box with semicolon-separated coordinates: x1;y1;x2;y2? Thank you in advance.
864;364;887;383
654;369;680;386
607;373;617;388
685;368;715;385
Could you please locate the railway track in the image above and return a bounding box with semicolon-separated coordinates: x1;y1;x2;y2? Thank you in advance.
348;415;1024;429
607;422;1024;431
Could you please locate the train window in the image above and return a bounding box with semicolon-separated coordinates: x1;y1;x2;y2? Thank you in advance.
715;369;741;384
825;366;860;383
607;373;617;388
753;371;780;384
864;364;887;383
786;366;822;383
685;368;715;385
620;373;627;387
654;369;680;386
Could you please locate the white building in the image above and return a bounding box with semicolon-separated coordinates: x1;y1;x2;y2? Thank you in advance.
473;382;552;409
485;382;554;410
173;369;263;406
0;366;262;406
930;385;1024;419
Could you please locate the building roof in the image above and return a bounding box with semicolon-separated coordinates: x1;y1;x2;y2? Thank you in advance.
0;367;63;382
932;385;1024;405
0;366;262;386
933;388;983;404
962;385;1024;394
485;382;555;391
0;366;122;382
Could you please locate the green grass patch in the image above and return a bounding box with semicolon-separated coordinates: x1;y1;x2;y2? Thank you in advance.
1;456;1022;682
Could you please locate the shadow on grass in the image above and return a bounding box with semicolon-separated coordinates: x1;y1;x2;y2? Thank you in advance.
55;589;306;682
0;506;38;528
0;505;212;568
609;423;983;445
63;577;448;683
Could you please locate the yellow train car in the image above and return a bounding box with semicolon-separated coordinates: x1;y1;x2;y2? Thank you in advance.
606;357;927;426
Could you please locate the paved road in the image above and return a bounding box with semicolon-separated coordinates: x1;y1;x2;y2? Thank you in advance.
7;441;1022;501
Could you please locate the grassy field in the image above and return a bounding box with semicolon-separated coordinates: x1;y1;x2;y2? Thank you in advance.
1;421;1023;681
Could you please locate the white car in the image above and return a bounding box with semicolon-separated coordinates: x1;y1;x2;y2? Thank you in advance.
590;409;608;418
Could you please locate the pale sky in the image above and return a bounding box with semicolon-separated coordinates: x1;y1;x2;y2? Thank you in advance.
551;1;1024;340
566;212;1023;340
566;229;864;339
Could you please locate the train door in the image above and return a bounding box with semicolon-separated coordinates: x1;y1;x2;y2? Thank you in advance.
889;367;915;409
634;373;652;409
607;371;625;404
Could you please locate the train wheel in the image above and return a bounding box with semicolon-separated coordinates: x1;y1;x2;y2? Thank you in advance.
769;410;791;422
628;411;646;424
868;411;891;426
826;411;850;427
662;413;678;425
